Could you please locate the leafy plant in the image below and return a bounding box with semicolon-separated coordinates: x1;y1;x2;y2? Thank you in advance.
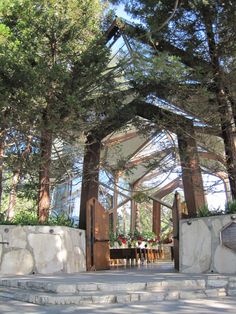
48;213;74;227
197;205;224;217
197;205;211;217
225;200;236;214
11;210;38;225
0;209;74;227
132;192;149;203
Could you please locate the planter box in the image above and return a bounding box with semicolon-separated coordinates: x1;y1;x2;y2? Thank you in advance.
179;214;236;274
0;225;86;275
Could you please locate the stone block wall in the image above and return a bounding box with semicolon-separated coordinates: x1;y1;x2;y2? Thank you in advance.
179;214;236;274
0;225;86;275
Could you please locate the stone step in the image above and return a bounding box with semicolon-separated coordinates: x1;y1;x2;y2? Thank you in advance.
0;285;227;305
227;289;236;296
228;282;236;288
0;279;206;294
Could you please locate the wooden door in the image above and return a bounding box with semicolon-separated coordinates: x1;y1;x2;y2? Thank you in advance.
86;198;110;271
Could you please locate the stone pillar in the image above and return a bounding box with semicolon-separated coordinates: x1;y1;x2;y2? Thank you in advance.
177;121;205;217
152;200;161;240
79;135;101;230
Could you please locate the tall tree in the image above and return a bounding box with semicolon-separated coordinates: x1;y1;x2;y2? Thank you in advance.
110;0;236;198
0;0;126;222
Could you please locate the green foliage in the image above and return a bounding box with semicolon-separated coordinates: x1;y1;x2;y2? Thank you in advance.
139;201;152;233
197;204;211;217
109;230;116;247
0;0;129;218
132;192;149;203
197;204;223;218
0;209;74;227
48;213;74;227
12;210;38;225
225;200;236;214
140;230;156;241
1;192;37;215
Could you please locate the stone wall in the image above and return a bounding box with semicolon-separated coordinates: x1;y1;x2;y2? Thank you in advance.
179;214;236;274
0;225;86;275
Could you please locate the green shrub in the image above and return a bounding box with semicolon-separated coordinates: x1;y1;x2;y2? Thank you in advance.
197;205;224;217
12;210;38;225
225;200;236;214
0;209;74;227
48;213;73;227
197;205;211;217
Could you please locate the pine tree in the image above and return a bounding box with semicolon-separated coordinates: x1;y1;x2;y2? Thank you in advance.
110;0;236;198
0;0;126;222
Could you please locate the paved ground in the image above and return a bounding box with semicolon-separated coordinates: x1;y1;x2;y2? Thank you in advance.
0;262;220;285
1;263;236;313
1;296;236;314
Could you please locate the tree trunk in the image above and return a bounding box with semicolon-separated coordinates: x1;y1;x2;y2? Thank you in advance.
38;127;53;223
152;200;161;241
79;135;101;230
7;169;20;220
219;101;236;198
135;203;141;233
177;121;205;217
202;9;236;199
0;110;8;210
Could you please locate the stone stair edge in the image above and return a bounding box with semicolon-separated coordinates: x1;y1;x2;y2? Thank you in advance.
0;276;234;295
0;279;207;293
0;287;228;305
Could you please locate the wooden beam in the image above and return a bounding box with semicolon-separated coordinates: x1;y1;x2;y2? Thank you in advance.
102;131;139;146
149;195;172;209
153;177;182;200
112;173;119;233
153;200;161;240
106;18;211;72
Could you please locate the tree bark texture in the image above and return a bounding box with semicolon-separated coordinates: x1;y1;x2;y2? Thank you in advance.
152;200;161;240
0;134;4;210
38;127;53;223
202;8;236;199
79;135;101;230
177;121;205;217
7;169;20;220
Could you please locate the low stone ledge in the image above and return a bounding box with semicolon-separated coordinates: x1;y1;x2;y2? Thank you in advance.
0;225;86;275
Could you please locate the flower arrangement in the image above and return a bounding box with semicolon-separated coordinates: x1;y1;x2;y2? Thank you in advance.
109;230;159;248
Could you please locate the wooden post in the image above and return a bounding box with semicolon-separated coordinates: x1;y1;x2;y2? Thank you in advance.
172;191;181;271
79;135;101;230
152;200;161;241
130;183;137;233
130;198;136;234
177;121;205;217
113;173;119;234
